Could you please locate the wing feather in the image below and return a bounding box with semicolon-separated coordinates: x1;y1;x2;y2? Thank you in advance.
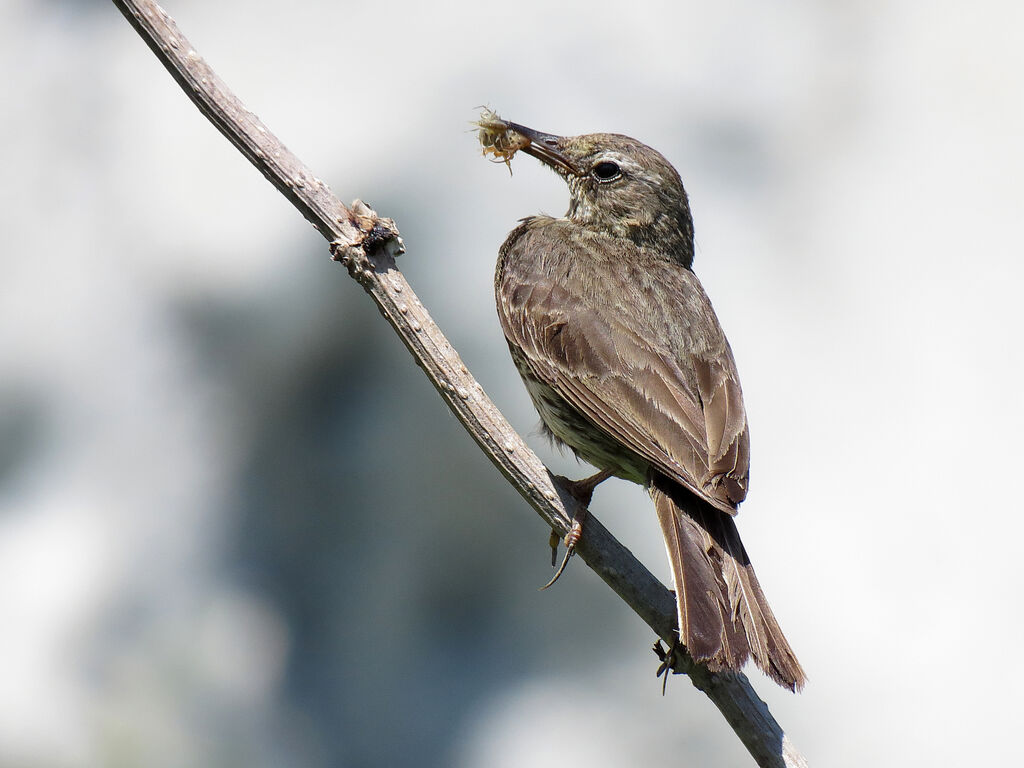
497;219;749;512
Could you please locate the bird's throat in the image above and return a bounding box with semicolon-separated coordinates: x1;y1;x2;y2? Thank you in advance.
567;199;695;267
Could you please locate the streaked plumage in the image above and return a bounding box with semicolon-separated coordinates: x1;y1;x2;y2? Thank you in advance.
490;122;805;690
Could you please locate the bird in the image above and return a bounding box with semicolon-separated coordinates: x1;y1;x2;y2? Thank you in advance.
485;117;806;691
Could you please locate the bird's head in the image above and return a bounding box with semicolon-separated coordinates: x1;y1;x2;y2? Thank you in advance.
495;121;695;267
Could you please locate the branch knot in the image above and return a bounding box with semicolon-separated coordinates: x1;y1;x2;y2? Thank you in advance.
331;199;405;285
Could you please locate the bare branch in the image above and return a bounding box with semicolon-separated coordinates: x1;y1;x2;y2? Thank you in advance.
112;2;806;766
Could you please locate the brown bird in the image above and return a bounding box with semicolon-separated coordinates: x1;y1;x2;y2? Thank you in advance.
486;118;805;690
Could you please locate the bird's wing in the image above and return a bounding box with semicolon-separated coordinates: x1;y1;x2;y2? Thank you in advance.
497;225;748;512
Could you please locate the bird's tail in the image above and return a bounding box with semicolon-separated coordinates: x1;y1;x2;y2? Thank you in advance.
649;473;806;691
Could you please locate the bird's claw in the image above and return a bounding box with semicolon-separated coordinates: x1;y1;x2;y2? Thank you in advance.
538;470;612;590
653;637;682;696
539;517;584;591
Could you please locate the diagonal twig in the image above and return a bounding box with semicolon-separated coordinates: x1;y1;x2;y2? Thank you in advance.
111;2;807;766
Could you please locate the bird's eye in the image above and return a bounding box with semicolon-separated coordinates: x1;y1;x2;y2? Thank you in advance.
591;161;621;182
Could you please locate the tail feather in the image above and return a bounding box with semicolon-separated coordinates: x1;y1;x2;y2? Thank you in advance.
650;473;806;691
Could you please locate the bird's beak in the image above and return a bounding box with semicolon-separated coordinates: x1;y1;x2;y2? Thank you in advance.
506;122;578;175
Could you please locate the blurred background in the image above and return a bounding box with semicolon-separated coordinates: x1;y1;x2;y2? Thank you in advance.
2;0;1022;765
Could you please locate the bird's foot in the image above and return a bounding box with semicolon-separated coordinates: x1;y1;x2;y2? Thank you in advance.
540;518;582;591
653;636;682;696
540;469;614;590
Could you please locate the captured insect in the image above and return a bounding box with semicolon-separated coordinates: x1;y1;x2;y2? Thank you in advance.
475;108;531;173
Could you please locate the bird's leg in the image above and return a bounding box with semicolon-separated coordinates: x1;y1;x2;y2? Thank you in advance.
561;468;614;507
540;469;614;590
653;636;682;696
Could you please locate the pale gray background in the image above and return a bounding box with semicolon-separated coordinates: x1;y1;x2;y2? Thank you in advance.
2;1;1022;766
